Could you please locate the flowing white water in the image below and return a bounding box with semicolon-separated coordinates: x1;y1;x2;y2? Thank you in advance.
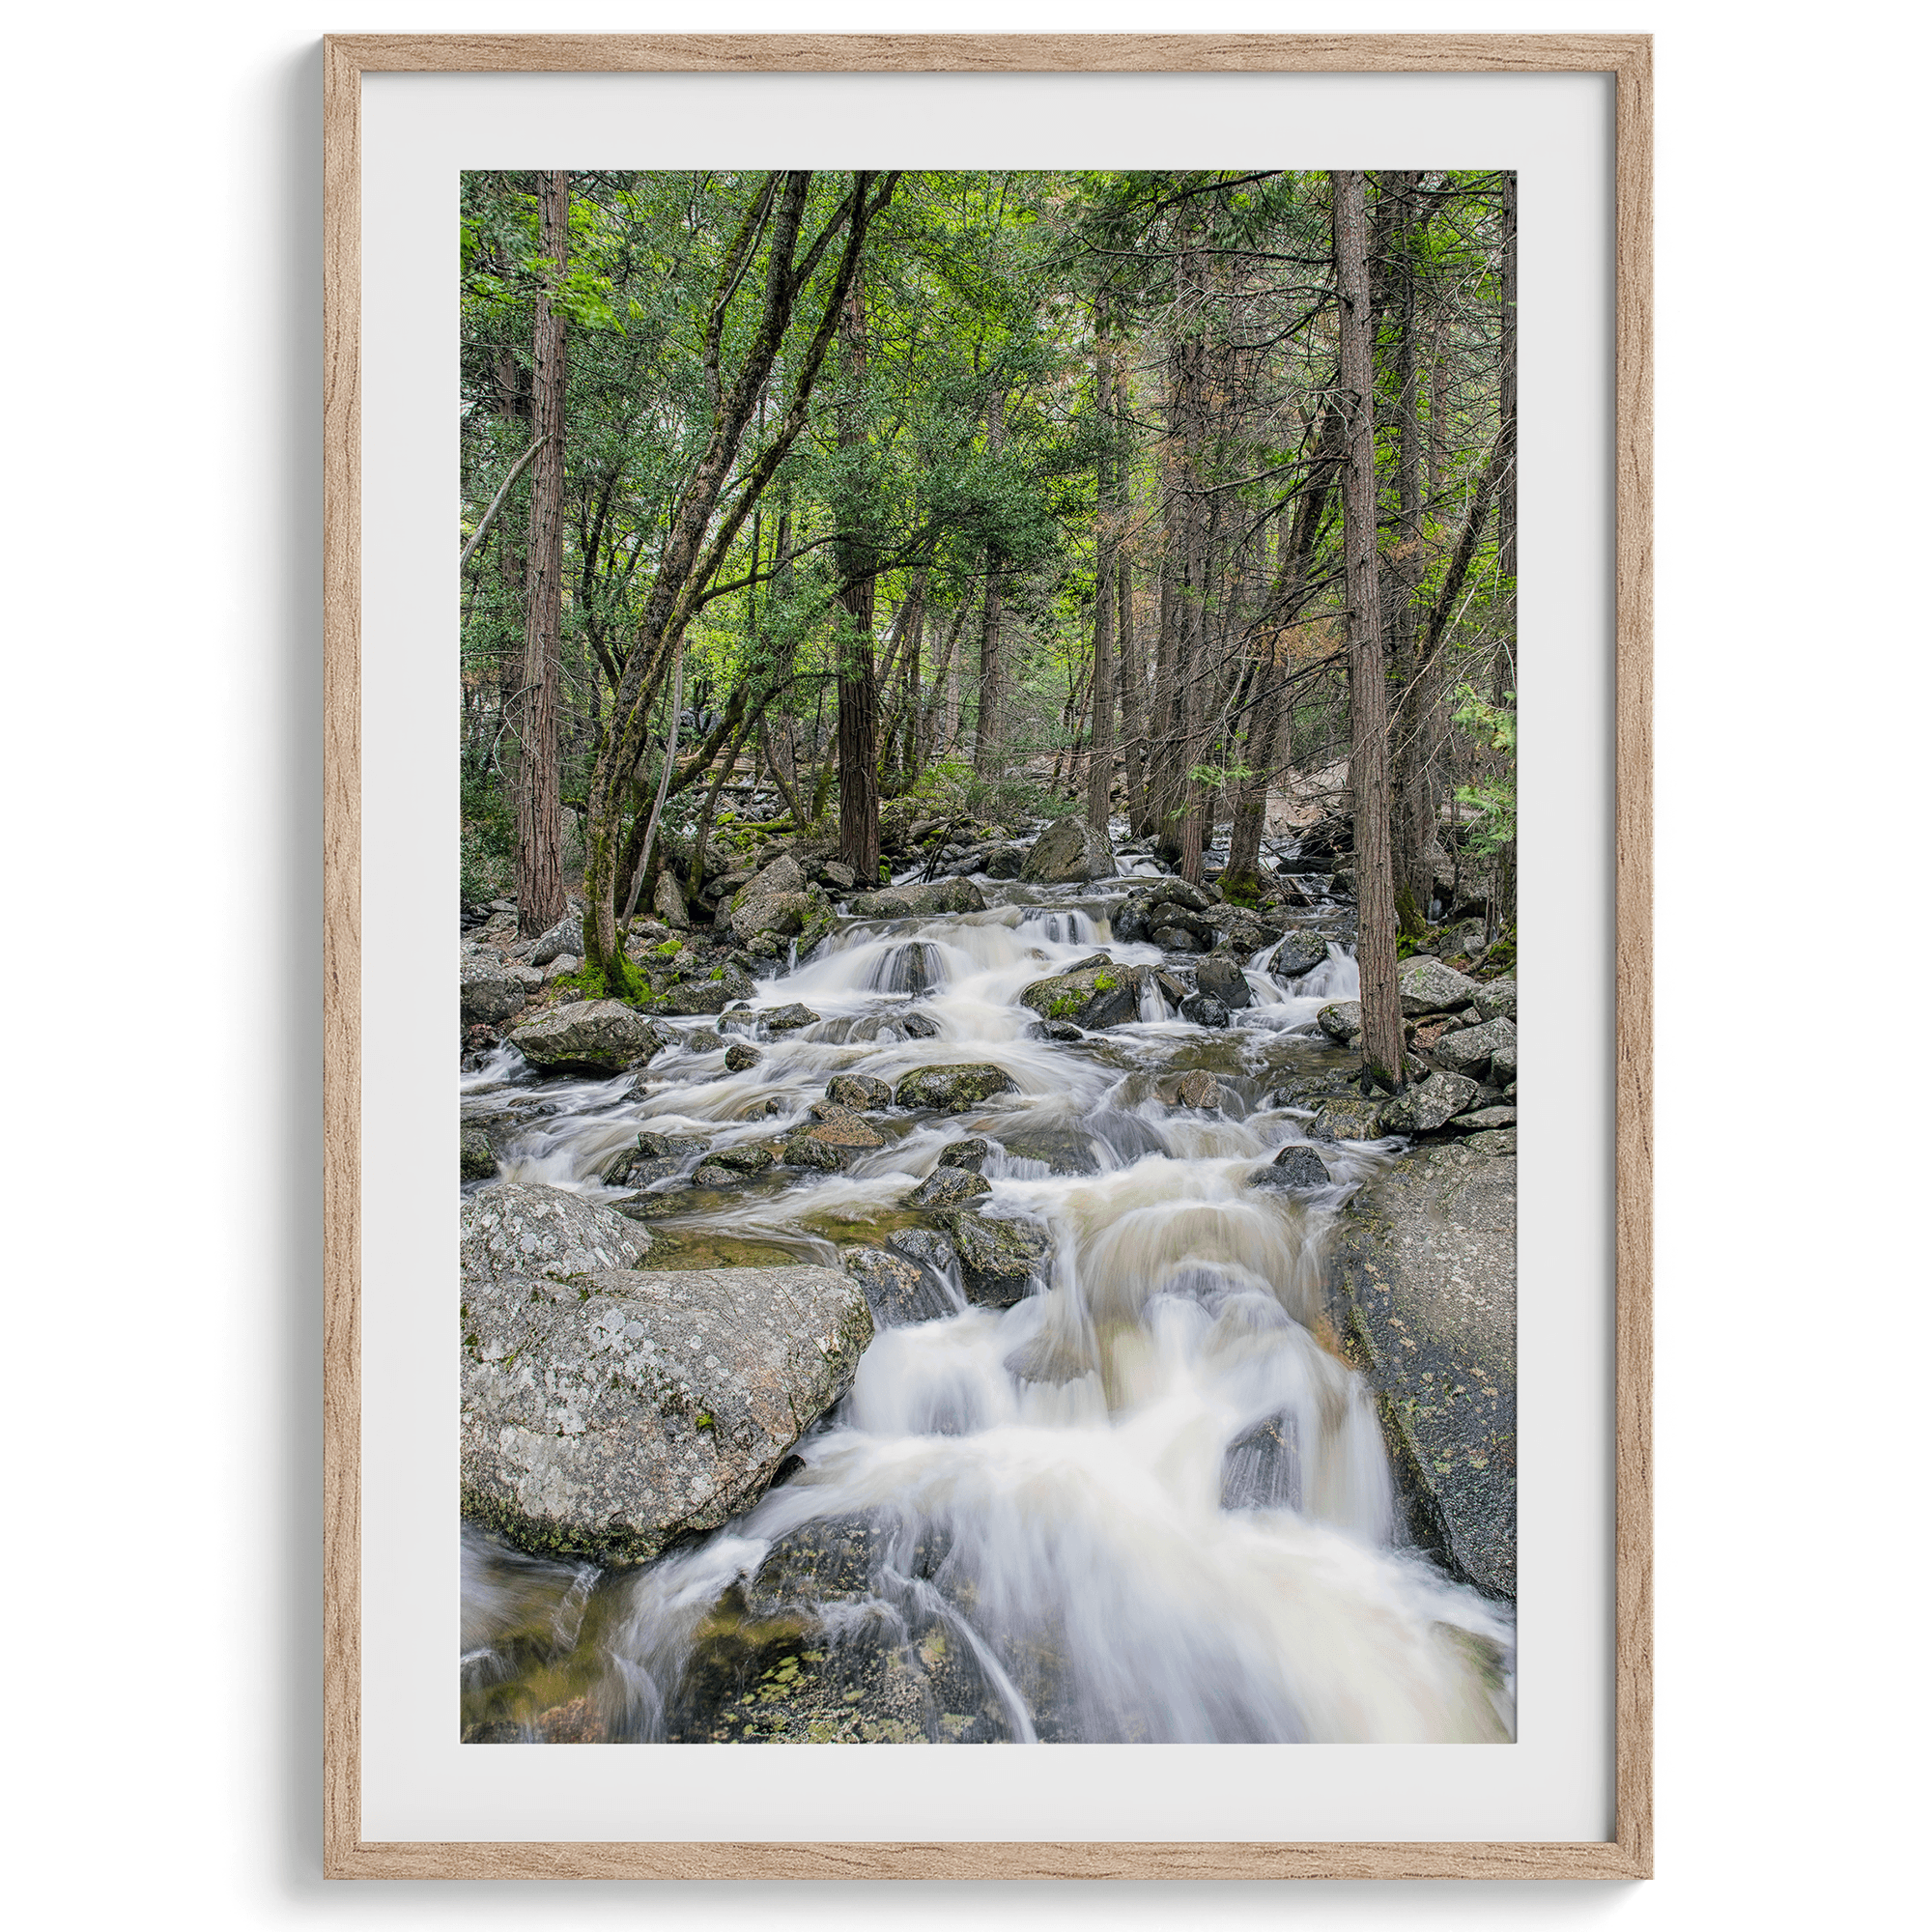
461;883;1514;1744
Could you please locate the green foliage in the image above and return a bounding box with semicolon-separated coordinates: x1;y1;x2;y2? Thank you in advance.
461;775;515;902
1451;685;1517;858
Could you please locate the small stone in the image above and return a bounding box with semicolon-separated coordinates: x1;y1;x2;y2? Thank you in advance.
1179;992;1230;1028
761;1002;820;1032
691;1163;744;1188
706;1144;776;1174
724;1040;762;1072
1316;1001;1361;1043
935;1137;992;1172
1249;1143;1330;1189
1172;1068;1225;1110
825;1073;893;1111
893;1064;1018;1113
1194;955;1250;1009
1151;924;1205;953
907;1166;991;1209
460;1127;497;1180
1269;931;1331;979
1307;1095;1388;1142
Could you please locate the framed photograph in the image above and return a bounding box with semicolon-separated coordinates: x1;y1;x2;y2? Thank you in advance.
324;33;1651;1880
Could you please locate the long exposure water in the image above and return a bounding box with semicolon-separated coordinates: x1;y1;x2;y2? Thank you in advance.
459;876;1516;1745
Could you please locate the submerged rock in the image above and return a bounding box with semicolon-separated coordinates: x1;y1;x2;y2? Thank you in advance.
1326;1140;1516;1601
937;1211;1050;1307
893;1064;1018;1112
1250;1143;1330;1189
1194;954;1251;1009
1019;814;1117;884
1269;931;1332;980
461;1260;871;1565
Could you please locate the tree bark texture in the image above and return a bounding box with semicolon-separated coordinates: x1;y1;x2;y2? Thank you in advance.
1334;169;1406;1091
1085;322;1117;832
516;168;570;939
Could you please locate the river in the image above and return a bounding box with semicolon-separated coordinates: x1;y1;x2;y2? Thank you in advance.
459;870;1516;1745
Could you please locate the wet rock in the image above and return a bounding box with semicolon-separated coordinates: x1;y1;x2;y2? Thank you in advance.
460;955;529;1028
783;1109;887;1171
906;1165;991;1210
604;1151;680;1190
1326;1140;1516;1601
691;1162;747;1187
634;1130;709;1162
1019;814;1117;884
1194;954;1251;1009
760;1002;820;1032
1250;1143;1330;1189
1168;1068;1226;1110
1221;1412;1301;1511
935;1137;992;1172
1473;980;1517;1023
996;1127;1101;1175
899;1012;941;1040
1434;1015;1517;1081
938;1211;1050;1307
1029;1018;1082;1043
1178;992;1230;1028
1449;1107;1518;1134
1316;1000;1362;1043
724;1039;761;1072
1397;956;1483;1016
840;1245;947;1326
825;1072;893;1111
664;965;757;1016
1307;1095;1389;1142
1269;931;1332;980
847;878;987;919
1018;961;1145;1031
460;1127;497;1180
623;1018;686;1068
526;913;583;967
1377;1071;1482;1135
886;1226;959;1275
461;1260;870;1566
511;999;663;1074
705;1145;776;1176
893;1064;1018;1113
1151;924;1203;953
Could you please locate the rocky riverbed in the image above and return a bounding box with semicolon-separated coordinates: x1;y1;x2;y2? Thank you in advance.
458;815;1519;1745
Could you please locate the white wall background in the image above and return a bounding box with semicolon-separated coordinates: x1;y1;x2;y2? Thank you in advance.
0;1;1921;1924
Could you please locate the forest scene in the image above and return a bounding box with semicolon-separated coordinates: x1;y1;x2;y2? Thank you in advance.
457;168;1520;1746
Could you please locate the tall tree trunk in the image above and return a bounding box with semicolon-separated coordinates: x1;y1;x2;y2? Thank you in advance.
1118;553;1151;835
1086;317;1117;833
1334;169;1405;1092
1387;174;1435;937
516;168;569;938
1493;169;1519;931
835;272;881;883
973;392;1009;775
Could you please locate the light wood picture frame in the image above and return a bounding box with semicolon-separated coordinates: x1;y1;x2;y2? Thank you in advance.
323;31;1652;1881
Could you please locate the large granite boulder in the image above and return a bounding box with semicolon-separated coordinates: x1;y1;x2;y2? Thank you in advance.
1019;814;1117;884
727;857;836;952
460;1182;651;1286
510;999;664;1074
848;879;987;919
1473;980;1517;1023
1377;1071;1482;1135
893;1064;1018;1113
1306;1095;1388;1142
461;953;530;1027
663;965;756;1016
1325;1140;1516;1601
653;870;691;931
526;913;583;967
1017;961;1146;1031
461;1252;871;1566
1397;956;1483;1016
1434;1015;1517;1082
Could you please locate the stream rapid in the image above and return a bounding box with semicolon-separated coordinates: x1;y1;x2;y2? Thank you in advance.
460;876;1516;1745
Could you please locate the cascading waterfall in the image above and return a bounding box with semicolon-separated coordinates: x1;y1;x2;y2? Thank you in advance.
461;882;1515;1746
